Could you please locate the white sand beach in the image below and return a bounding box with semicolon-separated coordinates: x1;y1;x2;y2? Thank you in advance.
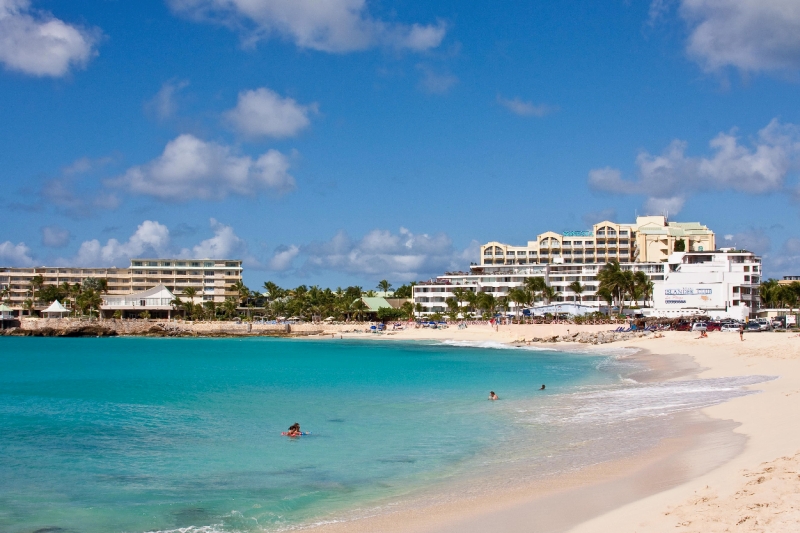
310;326;800;532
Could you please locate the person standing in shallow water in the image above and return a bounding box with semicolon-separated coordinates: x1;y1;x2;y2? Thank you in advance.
489;391;498;400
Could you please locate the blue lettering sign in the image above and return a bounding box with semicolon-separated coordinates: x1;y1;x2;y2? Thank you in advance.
563;230;593;237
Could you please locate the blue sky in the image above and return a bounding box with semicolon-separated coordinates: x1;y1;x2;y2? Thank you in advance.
1;0;799;289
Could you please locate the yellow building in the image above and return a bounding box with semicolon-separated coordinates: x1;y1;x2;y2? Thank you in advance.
480;216;714;266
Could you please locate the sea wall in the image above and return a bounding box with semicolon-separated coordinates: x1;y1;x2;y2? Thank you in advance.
0;318;378;337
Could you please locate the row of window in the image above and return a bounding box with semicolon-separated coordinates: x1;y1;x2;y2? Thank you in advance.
486;245;632;256
131;261;240;268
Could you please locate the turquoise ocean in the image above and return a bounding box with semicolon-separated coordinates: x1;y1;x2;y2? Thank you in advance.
0;337;769;533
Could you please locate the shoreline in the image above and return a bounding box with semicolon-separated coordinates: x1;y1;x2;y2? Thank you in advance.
313;325;800;533
296;346;750;533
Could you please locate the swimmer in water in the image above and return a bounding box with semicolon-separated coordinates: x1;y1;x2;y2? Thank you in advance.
489;391;498;400
539;384;546;391
286;423;301;437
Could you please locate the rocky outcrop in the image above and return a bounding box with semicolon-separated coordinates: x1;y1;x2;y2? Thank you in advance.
522;330;653;345
1;324;117;337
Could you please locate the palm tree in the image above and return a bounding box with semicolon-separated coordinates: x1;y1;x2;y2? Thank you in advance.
401;301;415;320
222;297;238;319
477;291;497;318
29;274;44;305
230;280;250;306
597;287;614;314
568;281;585;305
183;286;198;301
507;287;530;320
598;261;627;313
350;299;368;321
541;285;558;305
376;279;392;295
414;302;424;320
524;276;547;305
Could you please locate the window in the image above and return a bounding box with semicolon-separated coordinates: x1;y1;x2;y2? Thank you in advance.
162;262;171;266
132;261;143;266
177;271;186;275
204;262;213;267
225;262;238;267
733;287;740;293
507;251;515;256
204;271;214;276
754;266;759;272
191;262;200;267
484;248;492;255
177;262;186;266
620;230;628;236
147;262;157;267
133;270;143;275
147;271;158;275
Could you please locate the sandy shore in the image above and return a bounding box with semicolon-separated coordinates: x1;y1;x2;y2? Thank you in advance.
307;325;800;532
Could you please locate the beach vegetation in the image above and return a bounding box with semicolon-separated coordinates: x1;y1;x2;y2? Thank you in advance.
392;283;414;299
674;238;686;252
377;307;405;321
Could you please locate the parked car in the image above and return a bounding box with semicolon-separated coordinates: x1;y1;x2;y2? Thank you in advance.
706;321;721;331
674;322;692;331
746;322;762;332
691;322;708;332
720;322;740;332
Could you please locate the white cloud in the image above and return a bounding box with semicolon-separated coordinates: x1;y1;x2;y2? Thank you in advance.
167;0;446;53
722;229;771;254
416;64;457;94
766;237;800;278
69;220;171;267
0;0;99;77
179;218;248;259
497;95;557;117
268;244;299;271
275;227;477;281
224;88;316;138
589;118;800;214
145;79;190;121
0;240;34;266
679;0;800;72
41;225;70;248
111;134;296;201
41;178;120;219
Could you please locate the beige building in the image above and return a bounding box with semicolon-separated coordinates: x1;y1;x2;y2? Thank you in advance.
479;216;714;267
0;258;243;312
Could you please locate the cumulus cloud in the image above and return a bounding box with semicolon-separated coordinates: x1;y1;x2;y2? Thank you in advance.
589;118;800;214
41;225;70;248
224;88;316;138
268;244;299;271
69;220;172;267
497;95;558;117
179;218;249;259
111;134;296;201
145;79;190;121
40;178;120;219
270;227;477;280
722;229;772;254
0;0;99;77
416;64;457;94
766;237;800;278
0;240;34;266
582;209;618;227
678;0;800;73
167;0;446;53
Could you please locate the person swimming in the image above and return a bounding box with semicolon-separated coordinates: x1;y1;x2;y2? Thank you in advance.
539;384;546;390
489;391;498;400
286;423;301;437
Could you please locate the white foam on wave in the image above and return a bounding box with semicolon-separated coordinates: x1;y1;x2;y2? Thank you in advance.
524;374;776;425
146;526;225;533
440;340;549;351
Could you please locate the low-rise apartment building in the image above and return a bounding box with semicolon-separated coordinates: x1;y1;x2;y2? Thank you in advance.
0;258;243;311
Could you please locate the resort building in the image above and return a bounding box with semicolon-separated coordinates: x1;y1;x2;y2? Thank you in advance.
479;216;715;267
0;258;243;314
779;276;800;285
413;216;761;318
647;249;762;320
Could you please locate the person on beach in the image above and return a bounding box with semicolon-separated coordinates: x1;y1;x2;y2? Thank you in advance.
697;330;708;339
489;391;498;400
286;423;302;437
739;325;745;341
539;384;546;391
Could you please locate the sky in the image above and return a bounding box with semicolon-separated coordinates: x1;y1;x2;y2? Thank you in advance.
1;0;799;290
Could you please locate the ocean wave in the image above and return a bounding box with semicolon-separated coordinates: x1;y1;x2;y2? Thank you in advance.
440;340;549;351
522;374;776;425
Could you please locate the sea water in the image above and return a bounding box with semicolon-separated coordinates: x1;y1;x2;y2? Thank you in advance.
0;337;771;533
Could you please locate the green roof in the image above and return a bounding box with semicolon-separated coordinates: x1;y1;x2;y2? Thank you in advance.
361;297;392;311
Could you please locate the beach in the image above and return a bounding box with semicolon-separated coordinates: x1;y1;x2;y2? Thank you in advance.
308;325;800;532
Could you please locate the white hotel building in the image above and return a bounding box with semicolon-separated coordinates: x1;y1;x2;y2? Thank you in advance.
413;216;762;319
0;258;243;315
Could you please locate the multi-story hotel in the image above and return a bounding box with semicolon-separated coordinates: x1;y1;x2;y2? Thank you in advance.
413;216;761;319
0;258;243;312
